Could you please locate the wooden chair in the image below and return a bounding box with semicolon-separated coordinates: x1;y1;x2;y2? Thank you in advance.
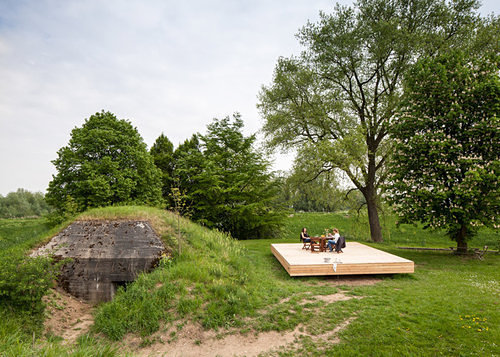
301;237;311;250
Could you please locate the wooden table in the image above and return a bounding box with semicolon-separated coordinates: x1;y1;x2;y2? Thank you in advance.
310;236;328;252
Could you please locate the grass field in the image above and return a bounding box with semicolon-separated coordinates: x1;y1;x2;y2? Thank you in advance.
279;211;499;250
0;217;52;252
0;207;498;356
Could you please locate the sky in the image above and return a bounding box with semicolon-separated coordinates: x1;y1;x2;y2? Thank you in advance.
0;0;497;196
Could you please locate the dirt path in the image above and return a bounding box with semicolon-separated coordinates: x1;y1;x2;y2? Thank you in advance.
43;276;379;355
131;291;361;357
43;287;94;344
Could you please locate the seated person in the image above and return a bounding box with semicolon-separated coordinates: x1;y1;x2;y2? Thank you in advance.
300;227;311;243
327;228;341;252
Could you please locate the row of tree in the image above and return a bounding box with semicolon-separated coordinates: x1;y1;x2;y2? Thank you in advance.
0;189;52;218
150;114;284;239
45;111;285;239
276;172;366;213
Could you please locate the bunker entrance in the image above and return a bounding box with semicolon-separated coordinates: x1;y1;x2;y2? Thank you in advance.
36;220;165;303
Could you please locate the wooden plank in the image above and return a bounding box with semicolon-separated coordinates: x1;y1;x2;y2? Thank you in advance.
271;242;414;277
271;244;291;274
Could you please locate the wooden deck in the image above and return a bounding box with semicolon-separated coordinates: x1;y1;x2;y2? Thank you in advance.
271;242;414;276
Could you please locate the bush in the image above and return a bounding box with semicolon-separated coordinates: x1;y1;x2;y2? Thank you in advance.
0;252;65;315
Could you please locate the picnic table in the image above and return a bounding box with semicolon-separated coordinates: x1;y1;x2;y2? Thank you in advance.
310;236;329;252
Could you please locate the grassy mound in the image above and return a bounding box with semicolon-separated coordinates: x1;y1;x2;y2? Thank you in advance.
82;206;292;340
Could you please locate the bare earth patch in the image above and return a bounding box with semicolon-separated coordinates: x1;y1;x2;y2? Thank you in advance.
310;292;363;304
279;290;362;305
43;287;94;344
129;292;362;357
42;284;367;355
310;275;382;287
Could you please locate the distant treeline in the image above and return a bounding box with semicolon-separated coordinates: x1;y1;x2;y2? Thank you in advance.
0;189;53;218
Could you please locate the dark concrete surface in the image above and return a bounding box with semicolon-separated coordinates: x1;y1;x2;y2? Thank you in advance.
34;220;165;303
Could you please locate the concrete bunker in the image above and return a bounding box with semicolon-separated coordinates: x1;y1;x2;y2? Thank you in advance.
37;220;165;303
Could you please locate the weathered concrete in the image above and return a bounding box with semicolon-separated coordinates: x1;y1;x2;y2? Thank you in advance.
34;220;165;303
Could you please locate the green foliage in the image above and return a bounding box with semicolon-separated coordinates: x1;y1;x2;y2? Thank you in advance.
0;218;66;317
173;114;286;239
0;189;53;218
150;133;175;205
46;110;163;214
0;252;65;315
171;134;204;216
388;50;500;251
277;170;366;212
0;218;51;251
258;0;492;243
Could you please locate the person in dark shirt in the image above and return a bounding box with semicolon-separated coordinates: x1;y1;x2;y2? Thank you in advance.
300;227;311;243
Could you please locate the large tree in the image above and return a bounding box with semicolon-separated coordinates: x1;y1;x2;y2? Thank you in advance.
258;0;488;242
150;133;175;205
171;134;205;216
46;111;163;213
174;114;285;239
387;50;499;253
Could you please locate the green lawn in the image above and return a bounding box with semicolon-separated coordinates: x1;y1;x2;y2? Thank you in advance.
242;238;500;356
278;211;499;250
0;217;52;251
0;209;498;356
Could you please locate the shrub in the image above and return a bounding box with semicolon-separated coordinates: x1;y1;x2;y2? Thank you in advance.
0;251;65;315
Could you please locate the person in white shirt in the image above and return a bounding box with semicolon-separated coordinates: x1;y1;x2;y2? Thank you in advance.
327;228;341;252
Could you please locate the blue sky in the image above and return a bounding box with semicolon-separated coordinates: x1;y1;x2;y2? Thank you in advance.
0;0;497;195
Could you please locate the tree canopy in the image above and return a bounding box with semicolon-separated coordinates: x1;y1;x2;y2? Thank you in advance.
258;0;493;242
387;50;500;253
46;111;163;213
169;114;285;239
150;133;175;205
0;189;52;218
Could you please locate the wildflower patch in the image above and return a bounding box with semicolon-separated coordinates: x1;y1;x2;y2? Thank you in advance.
460;315;489;332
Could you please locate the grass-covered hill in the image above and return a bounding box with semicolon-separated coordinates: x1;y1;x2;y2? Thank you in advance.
0;206;498;356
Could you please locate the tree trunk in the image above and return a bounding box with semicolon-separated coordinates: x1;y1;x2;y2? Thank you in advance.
364;143;383;243
366;194;383;242
455;224;468;254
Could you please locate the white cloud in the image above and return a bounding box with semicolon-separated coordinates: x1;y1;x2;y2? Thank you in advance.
0;0;496;194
